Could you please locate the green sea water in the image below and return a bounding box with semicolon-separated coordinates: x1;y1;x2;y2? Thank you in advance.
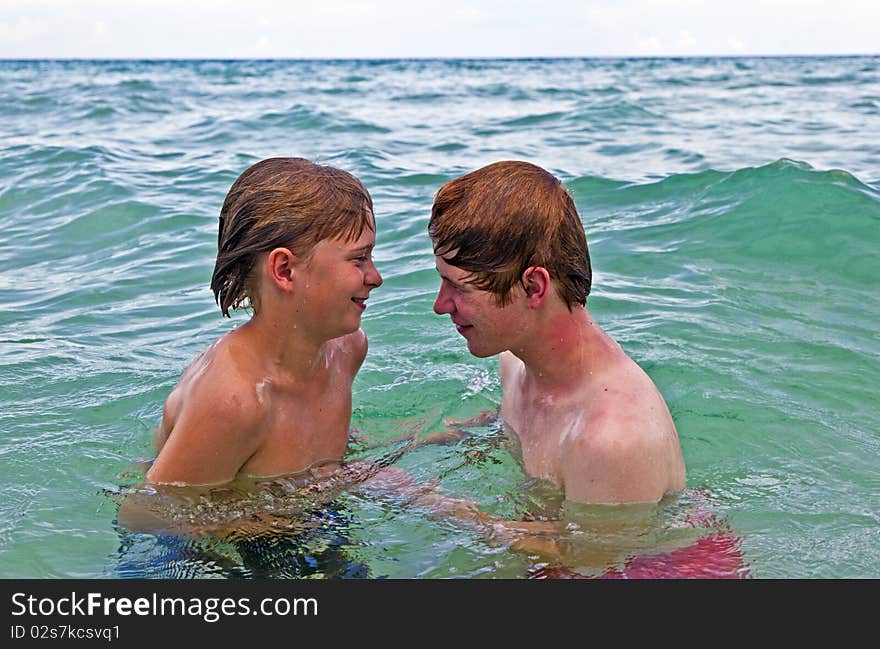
0;57;878;578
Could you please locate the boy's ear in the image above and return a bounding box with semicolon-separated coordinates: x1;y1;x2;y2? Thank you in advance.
521;266;550;307
267;247;296;292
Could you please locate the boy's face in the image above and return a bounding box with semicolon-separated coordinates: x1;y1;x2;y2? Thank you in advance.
295;218;382;338
432;255;526;358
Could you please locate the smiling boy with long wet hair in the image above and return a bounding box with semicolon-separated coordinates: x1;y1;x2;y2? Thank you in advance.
147;157;383;485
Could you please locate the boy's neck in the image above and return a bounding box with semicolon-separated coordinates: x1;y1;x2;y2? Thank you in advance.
241;313;330;383
510;304;618;391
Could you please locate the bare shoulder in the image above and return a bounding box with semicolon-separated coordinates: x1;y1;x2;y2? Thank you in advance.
499;351;523;387
192;360;266;422
560;362;684;504
592;351;677;429
331;328;368;372
148;342;266;485
559;415;674;505
156;344;214;451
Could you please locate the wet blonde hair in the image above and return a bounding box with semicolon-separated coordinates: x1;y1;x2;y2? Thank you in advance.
210;157;374;316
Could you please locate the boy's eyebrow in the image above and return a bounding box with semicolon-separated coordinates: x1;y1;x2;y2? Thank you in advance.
349;243;374;254
435;266;465;288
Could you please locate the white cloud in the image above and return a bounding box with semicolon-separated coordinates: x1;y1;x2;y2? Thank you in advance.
636;35;664;56
726;35;746;54
0;14;50;49
250;35;273;57
674;30;699;53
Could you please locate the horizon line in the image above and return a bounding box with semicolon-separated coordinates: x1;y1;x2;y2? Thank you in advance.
2;52;878;63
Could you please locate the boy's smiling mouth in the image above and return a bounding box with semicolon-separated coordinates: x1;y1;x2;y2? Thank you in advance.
452;319;472;334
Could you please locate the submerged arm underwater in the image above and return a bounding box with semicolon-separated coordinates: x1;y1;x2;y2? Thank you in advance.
116;414;680;573
114;451;409;541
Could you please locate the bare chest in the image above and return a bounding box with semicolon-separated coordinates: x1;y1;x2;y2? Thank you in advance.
242;377;354;477
501;393;582;485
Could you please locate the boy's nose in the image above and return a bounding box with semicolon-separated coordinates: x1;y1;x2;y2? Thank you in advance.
367;261;383;288
433;285;452;315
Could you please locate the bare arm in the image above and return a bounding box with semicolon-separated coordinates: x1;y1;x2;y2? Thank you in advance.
153;391;178;453
366;468;668;566
115;486;310;540
354;466;564;551
415;409;499;446
146;380;264;486
560;420;670;505
354;409;500;454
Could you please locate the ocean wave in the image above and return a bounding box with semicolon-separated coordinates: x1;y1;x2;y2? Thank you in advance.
571;159;879;296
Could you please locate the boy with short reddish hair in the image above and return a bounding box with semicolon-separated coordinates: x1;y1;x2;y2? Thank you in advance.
430;161;685;504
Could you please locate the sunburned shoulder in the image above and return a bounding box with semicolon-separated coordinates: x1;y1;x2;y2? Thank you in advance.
585;359;677;449
559;413;680;505
559;368;683;504
586;348;669;410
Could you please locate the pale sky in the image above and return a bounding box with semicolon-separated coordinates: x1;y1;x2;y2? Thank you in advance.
1;0;878;59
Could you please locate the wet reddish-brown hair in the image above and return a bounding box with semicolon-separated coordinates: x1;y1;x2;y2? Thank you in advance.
211;157;374;317
428;160;591;308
